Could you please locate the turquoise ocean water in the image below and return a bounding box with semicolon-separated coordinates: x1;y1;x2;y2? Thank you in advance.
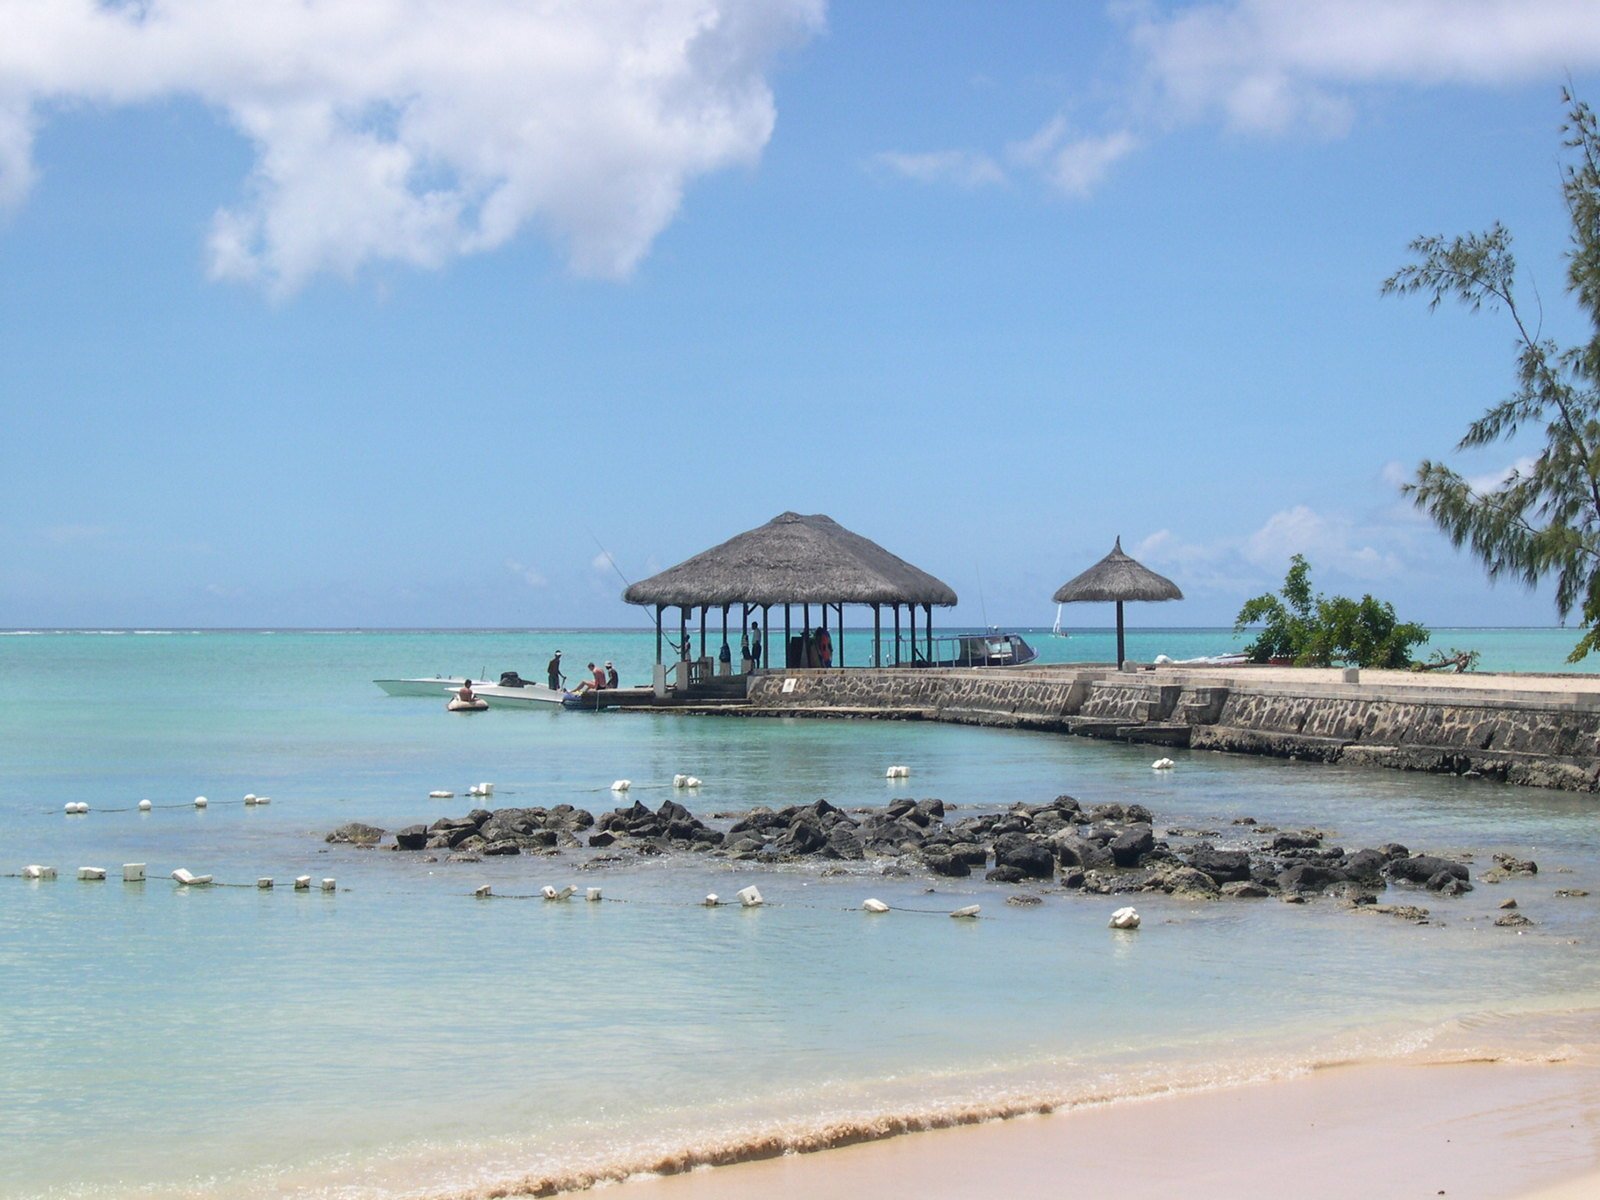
2;627;1599;1198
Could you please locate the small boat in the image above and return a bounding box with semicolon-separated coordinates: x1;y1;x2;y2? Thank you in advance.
376;675;473;697
446;696;488;712
921;632;1039;668
470;680;567;707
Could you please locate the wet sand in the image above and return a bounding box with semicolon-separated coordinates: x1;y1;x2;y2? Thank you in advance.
622;1058;1600;1200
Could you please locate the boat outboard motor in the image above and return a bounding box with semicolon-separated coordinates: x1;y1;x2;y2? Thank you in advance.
499;671;527;688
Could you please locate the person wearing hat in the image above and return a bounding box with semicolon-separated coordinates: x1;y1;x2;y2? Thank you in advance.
604;661;619;689
546;651;564;690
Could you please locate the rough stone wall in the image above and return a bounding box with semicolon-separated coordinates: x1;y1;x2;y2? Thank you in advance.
744;668;1600;792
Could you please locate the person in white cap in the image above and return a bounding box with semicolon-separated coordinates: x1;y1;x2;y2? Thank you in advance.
605;661;619;689
547;650;564;690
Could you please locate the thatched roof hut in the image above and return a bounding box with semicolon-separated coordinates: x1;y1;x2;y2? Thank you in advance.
626;512;956;669
624;512;957;608
1053;537;1182;667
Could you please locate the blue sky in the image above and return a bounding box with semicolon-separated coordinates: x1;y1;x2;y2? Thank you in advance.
5;1;1600;630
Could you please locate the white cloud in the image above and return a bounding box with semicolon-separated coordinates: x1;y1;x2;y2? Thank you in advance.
1467;453;1538;494
875;149;1005;188
0;0;825;293
884;1;1600;200
1130;0;1600;137
506;558;547;589
1008;116;1139;198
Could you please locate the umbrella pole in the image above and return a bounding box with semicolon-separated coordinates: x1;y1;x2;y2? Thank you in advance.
1116;600;1125;669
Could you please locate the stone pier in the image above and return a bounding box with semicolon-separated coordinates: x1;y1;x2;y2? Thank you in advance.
735;665;1600;793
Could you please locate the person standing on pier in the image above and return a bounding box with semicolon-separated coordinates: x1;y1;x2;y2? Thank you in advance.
547;651;564;690
748;621;762;669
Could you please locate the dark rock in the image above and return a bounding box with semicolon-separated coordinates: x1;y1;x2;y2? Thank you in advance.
326;822;386;846
1492;853;1538;876
1278;862;1347;893
1272;831;1322;851
1159;866;1220;898
482;839;521;856
1087;803;1128;824
1221;880;1270;898
588;831;616;848
1377;842;1410;861
1111;824;1156;868
951;843;990;867
1125;803;1154;825
1429;873;1473;896
923;851;971;877
1006;893;1044;906
429;816;478;833
525;829;558;848
466;808;493;827
986;866;1027;884
1050;833;1113;871
1341;848;1388;884
1386;855;1469;886
1060;866;1086;889
395;824;430;850
777;818;827;856
994;833;1056;879
425;834;451;850
1186;847;1251;883
824;828;865;860
1495;912;1534;927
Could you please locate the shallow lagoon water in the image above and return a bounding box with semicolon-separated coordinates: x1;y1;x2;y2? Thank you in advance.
2;631;1599;1198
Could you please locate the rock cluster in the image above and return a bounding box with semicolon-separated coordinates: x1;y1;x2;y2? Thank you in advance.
343;792;1494;907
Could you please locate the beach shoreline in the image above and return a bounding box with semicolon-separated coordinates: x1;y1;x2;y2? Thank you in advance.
613;1055;1600;1200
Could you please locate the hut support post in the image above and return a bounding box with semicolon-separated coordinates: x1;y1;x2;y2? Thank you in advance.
924;603;932;663
761;606;770;670
909;603;916;664
836;603;844;668
679;608;688;661
873;604;880;667
784;605;791;669
655;605;663;664
1116;600;1125;669
894;605;901;665
699;606;706;660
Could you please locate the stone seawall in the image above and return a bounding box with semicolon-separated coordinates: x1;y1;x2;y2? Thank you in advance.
743;668;1600;793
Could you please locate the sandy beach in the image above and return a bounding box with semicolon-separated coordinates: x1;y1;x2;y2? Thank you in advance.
623;1057;1600;1200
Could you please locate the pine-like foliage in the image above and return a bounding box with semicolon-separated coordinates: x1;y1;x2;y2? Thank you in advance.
1384;89;1600;661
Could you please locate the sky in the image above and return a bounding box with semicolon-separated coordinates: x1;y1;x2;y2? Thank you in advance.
5;0;1600;630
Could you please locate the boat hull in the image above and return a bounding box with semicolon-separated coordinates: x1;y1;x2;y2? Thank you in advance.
375;677;468;697
471;682;567;707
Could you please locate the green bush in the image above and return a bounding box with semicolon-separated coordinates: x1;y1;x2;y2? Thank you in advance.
1234;555;1429;668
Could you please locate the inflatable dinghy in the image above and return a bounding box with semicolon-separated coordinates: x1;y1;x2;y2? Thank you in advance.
446;696;489;712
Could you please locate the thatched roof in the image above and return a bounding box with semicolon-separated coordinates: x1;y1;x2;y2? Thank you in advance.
624;512;958;608
1053;537;1182;604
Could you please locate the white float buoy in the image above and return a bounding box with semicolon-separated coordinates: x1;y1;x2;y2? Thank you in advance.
23;865;54;879
138;799;152;812
1151;758;1175;771
685;776;702;789
64;802;88;814
610;780;631;792
253;796;271;805
78;866;107;881
885;765;911;779
862;898;890;913
122;863;145;883
193;796;208;808
737;885;764;908
243;793;257;805
1109;906;1141;929
171;868;213;886
294;875;311;890
479;782;493;795
703;893;720;907
949;904;981;919
542;885;558;899
474;884;493;899
320;878;336;892
429;790;452;799
673;774;689;789
586;887;602;902
257;877;273;889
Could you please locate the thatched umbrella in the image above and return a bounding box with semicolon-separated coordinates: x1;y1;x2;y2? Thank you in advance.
1053;537;1182;668
625;512;957;668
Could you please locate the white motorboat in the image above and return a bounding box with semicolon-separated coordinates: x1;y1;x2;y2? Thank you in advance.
469;680;567;707
375;675;472;697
